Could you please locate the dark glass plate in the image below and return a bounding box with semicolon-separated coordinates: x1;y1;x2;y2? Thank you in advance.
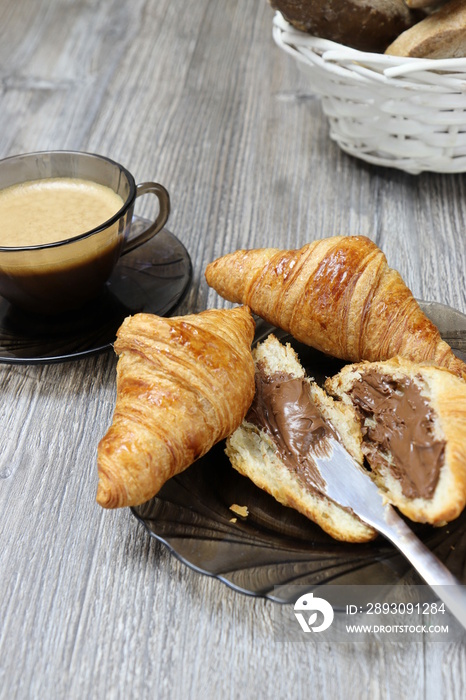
131;301;466;603
0;218;192;364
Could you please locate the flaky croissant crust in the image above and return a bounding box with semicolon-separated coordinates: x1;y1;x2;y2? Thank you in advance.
325;356;466;524
97;306;255;508
205;236;466;380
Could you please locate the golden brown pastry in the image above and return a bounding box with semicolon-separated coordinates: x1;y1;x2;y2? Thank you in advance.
270;0;423;53
385;0;466;58
205;236;466;380
97;306;256;508
325;356;466;524
227;334;376;542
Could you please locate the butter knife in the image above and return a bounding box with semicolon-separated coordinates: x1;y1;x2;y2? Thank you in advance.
314;438;466;630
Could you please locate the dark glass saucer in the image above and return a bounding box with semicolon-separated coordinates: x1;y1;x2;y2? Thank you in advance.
0;219;192;364
132;301;466;603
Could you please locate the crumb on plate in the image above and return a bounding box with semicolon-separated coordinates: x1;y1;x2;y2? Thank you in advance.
229;503;249;518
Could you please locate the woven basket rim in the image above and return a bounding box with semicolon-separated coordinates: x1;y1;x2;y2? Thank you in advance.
272;12;466;174
272;11;466;79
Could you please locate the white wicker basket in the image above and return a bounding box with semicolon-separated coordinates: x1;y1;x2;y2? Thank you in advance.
273;12;466;174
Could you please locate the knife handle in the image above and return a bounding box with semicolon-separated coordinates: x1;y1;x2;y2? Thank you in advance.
378;506;466;631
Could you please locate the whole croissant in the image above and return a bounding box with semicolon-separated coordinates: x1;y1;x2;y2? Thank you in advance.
97;306;256;508
205;236;466;380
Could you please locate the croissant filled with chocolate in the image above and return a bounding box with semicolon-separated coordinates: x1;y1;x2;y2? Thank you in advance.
205;235;466;379
97;306;256;508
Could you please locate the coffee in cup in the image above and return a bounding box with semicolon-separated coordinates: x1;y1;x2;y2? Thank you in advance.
0;151;170;314
0;177;125;247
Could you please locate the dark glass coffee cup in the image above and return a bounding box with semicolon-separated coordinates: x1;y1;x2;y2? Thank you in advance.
0;150;170;313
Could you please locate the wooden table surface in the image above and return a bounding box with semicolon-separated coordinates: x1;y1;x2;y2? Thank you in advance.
1;1;465;698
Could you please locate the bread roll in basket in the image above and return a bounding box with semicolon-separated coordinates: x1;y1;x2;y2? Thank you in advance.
271;10;466;173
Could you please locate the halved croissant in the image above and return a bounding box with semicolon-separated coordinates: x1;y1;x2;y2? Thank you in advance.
205;236;466;380
325;356;466;524
226;334;376;542
97;306;256;508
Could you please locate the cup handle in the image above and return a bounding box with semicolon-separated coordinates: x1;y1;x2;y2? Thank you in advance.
121;182;170;254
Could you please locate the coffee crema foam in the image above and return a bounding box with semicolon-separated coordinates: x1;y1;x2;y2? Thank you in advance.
0;177;124;247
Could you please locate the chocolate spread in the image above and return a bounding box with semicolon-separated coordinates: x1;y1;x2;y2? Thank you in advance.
246;366;339;493
349;371;445;500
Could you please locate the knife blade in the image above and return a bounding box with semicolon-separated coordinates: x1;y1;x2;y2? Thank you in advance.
313;437;466;631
